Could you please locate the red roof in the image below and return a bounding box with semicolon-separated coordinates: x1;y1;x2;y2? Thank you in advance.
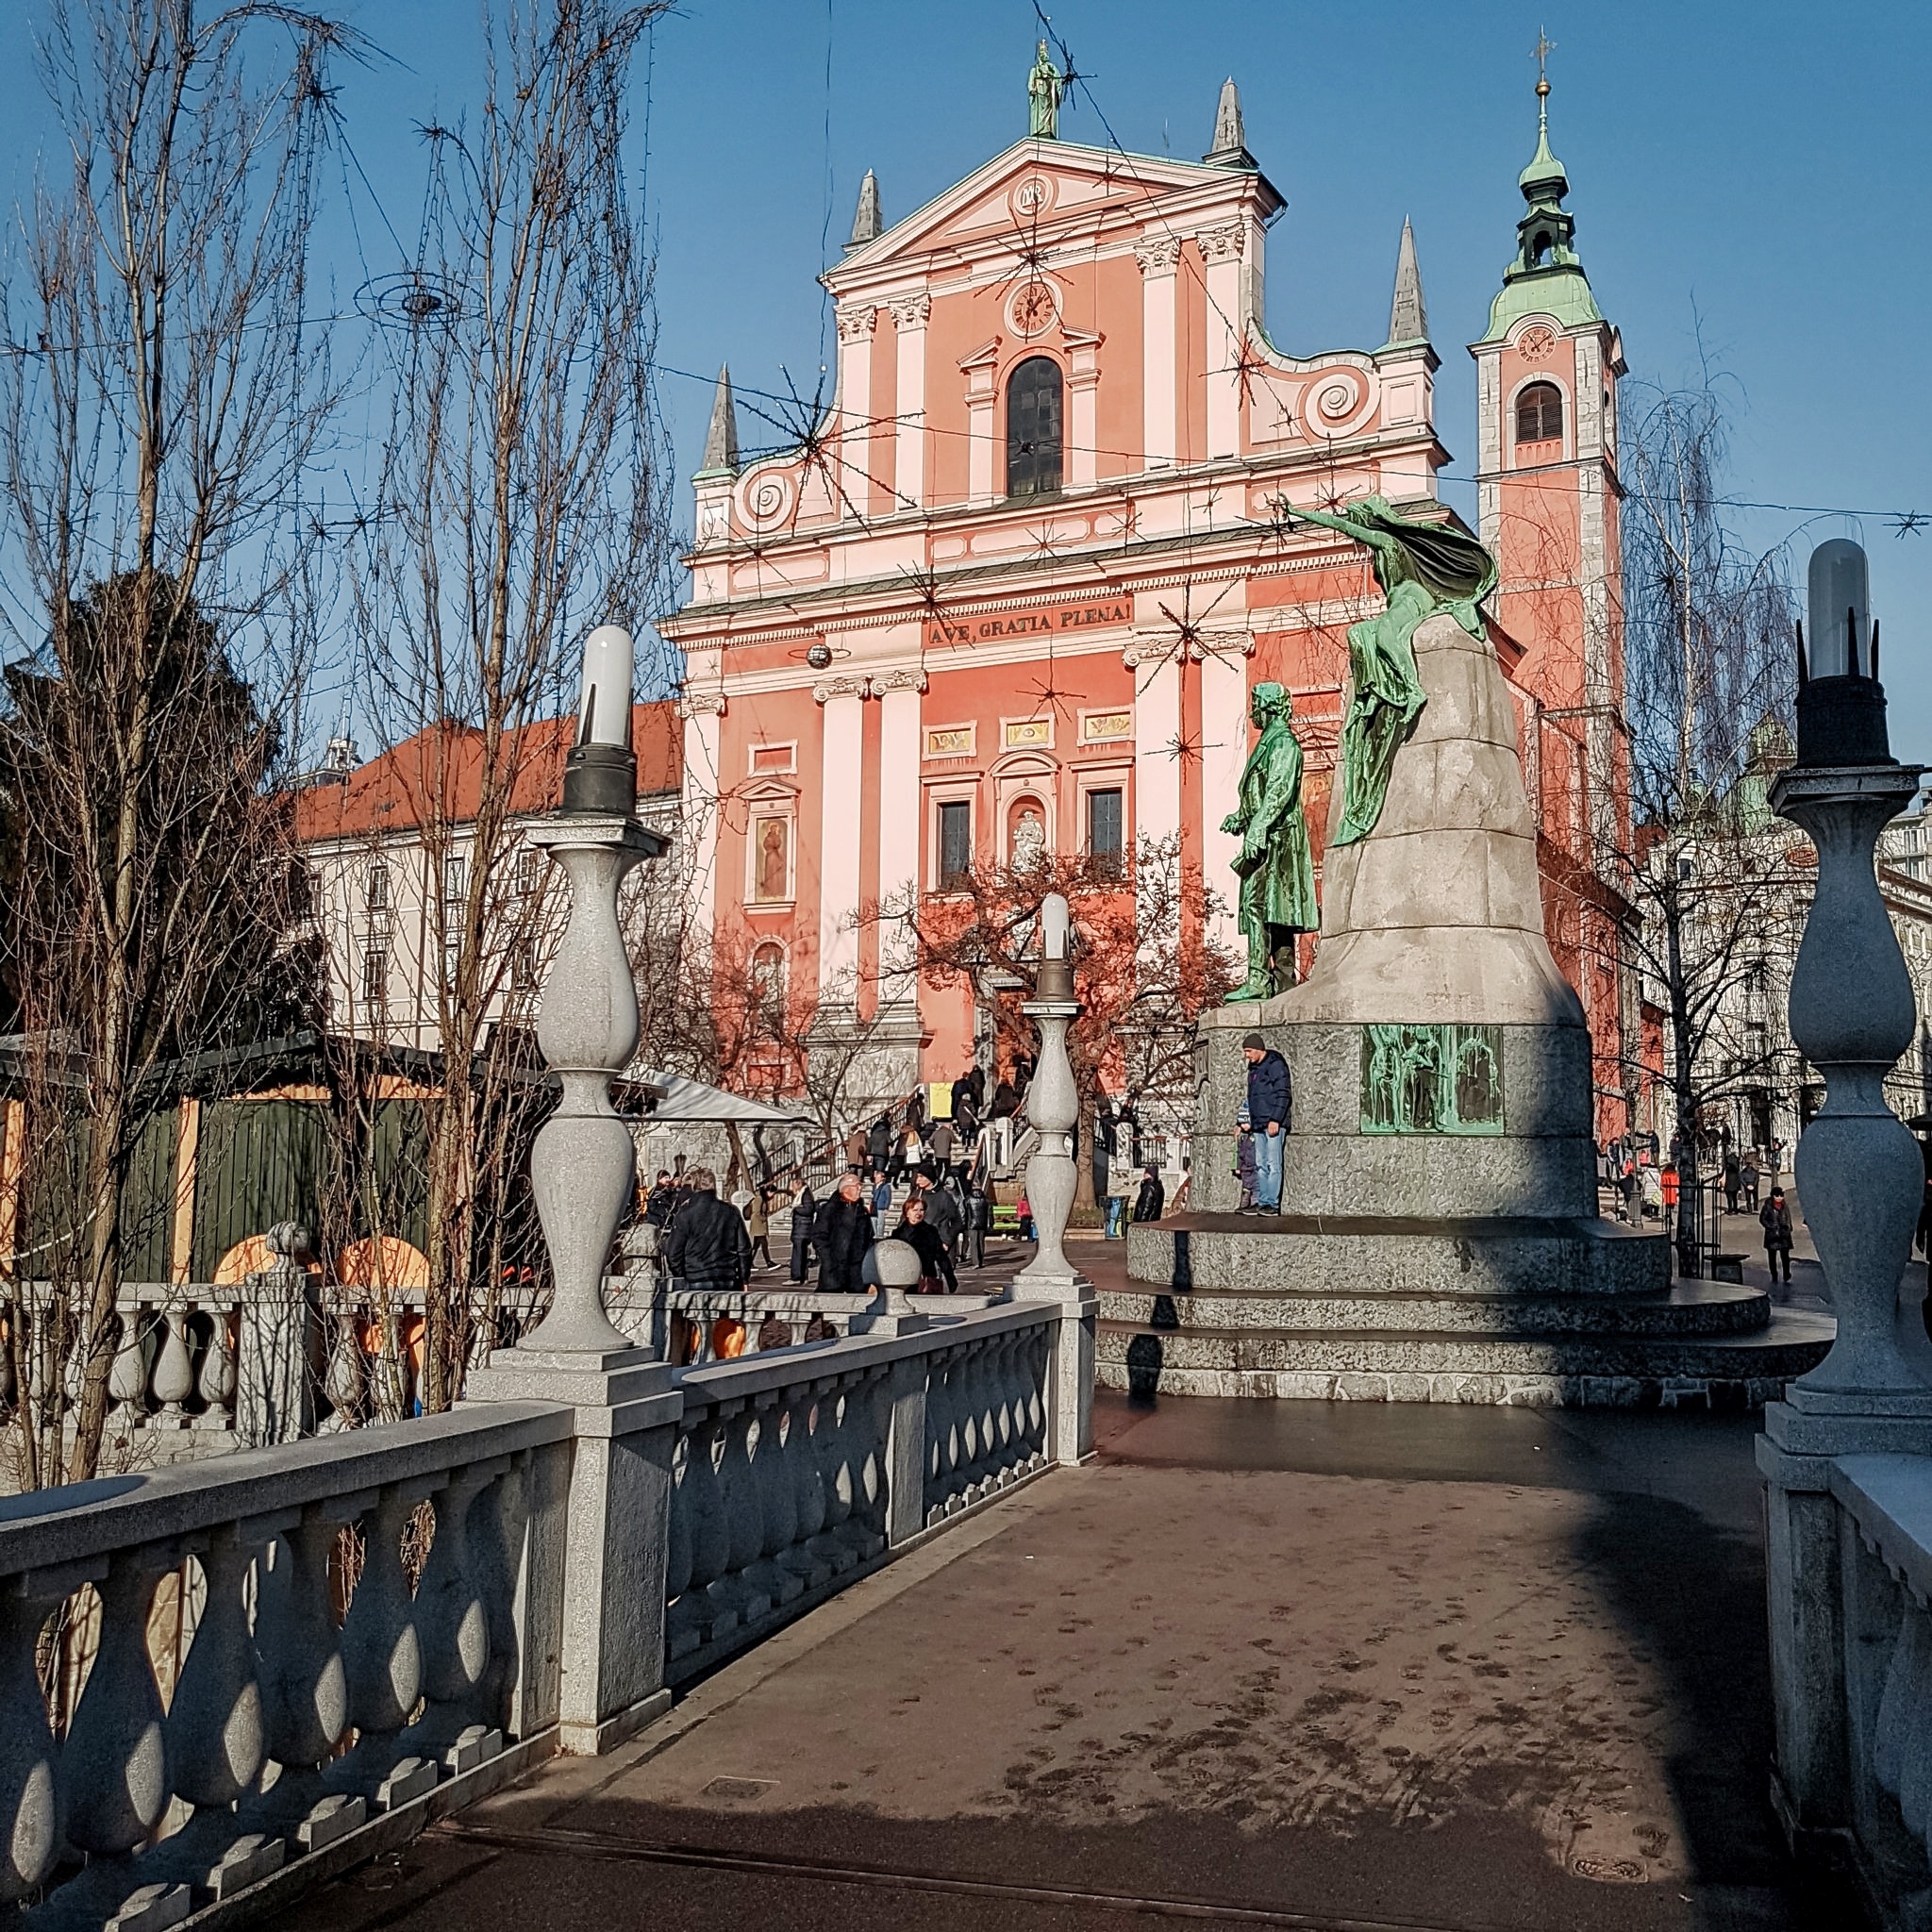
293;701;682;843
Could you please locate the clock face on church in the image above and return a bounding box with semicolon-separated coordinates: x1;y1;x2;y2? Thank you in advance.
1010;279;1057;338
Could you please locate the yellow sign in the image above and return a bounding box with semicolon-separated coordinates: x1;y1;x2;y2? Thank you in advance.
928;1081;955;1121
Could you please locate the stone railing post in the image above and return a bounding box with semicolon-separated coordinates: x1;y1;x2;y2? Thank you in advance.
464;643;684;1756
1757;538;1932;1847
240;1223;319;1446
1011;892;1097;1465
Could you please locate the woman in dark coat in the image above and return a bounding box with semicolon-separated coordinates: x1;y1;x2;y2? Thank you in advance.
891;1194;957;1293
1760;1185;1795;1286
1132;1164;1166;1224
813;1173;875;1293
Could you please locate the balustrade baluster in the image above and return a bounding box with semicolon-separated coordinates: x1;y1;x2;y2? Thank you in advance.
663;1433;694;1612
166;1531;265;1808
339;1487;427;1739
847;1367;890;1551
811;1387;858;1566
255;1507;352;1772
153;1310;194;1428
679;1412;738;1652
414;1464;503;1726
0;1579;66;1901
926;1349;962;1518
746;1395;804;1607
321;1313;364;1432
64;1548;172;1856
1894;1592;1932;1848
778;1384;830;1588
109;1308;150;1420
197;1304;239;1424
714;1405;774;1627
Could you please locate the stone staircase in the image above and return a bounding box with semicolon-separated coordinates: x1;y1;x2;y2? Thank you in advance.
1109;1212;1834;1407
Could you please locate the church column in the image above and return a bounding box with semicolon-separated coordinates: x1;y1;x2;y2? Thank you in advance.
1065;330;1102;489
961;343;999;505
834;305;877;520
678;690;727;954
1134;236;1181;470
1126;636;1182;865
815;675;869;1005
1198;223;1244;461
890;294;929;510
873;669;925;1009
1198;640;1252;958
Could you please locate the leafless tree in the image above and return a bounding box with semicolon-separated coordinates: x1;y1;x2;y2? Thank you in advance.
0;0;353;1484
1612;375;1799;1171
343;0;676;1409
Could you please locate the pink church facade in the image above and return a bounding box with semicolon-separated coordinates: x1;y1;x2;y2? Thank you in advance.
659;78;1635;1132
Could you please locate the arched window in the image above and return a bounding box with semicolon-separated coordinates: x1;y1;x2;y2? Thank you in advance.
1515;381;1563;444
1006;357;1063;500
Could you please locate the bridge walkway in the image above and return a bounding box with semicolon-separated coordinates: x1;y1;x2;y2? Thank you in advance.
270;1389;1854;1932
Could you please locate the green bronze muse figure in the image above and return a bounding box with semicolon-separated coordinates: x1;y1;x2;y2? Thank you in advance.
1027;41;1064;139
1223;681;1318;1002
1289;497;1498;847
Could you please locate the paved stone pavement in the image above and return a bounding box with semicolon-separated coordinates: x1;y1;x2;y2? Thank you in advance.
275;1382;1857;1932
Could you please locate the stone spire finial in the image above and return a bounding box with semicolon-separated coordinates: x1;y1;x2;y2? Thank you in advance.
701;363;739;474
1203;76;1255;168
846;169;882;250
1386;217;1428;346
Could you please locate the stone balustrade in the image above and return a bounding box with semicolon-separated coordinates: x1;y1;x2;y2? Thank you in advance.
0;1294;1090;1927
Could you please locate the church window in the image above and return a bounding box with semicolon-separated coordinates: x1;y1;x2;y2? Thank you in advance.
1006;356;1063;500
1515;381;1563;444
939;800;973;887
1087;788;1124;876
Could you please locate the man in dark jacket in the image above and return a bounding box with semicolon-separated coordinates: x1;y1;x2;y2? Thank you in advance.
663;1168;753;1292
1132;1164;1166;1224
814;1172;875;1293
918;1171;964;1265
867;1113;893;1174
1241;1031;1291;1215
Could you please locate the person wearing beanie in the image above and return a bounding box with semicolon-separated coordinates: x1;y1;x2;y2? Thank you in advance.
1240;1032;1292;1215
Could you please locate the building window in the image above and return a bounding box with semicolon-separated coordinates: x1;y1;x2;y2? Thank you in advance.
1087;787;1124;876
289;865;315;920
1515;381;1563;444
511;938;538;991
1006;356;1063;500
444;857;468;904
361;948;387;1011
939;800;973;889
365;861;390;911
516;845;541;897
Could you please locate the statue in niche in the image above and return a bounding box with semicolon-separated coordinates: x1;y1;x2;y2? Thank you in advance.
1286;496;1498;847
1027;40;1064;140
1010;801;1047;873
1222;681;1317;1002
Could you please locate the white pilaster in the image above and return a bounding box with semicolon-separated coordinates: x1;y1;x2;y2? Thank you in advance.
890;294;929;510
815;676;869;1003
1065;330;1102;489
874;670;925;1008
960;341;999;506
677;691;726;951
1199;642;1250;957
1135;237;1181;471
835;305;877;521
1127;639;1182;856
1198;224;1244;461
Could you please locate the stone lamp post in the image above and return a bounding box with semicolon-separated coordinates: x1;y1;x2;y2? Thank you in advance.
465;625;683;1757
1013;893;1097;1462
1759;540;1932;1837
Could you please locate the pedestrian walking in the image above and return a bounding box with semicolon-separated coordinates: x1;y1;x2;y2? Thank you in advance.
788;1171;817;1283
1132;1162;1165;1224
1017;1190;1034;1241
1740;1150;1761;1212
929;1117;958;1184
870;1169;894;1241
962;1179;991;1271
1239;1032;1291;1215
745;1186;774;1272
845;1124;868;1172
813;1172;875;1293
663;1168;753;1293
1760;1185;1795;1286
867;1113;893;1174
1723;1149;1740;1216
918;1170;964;1266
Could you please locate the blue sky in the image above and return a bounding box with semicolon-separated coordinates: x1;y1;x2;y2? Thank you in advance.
5;0;1930;741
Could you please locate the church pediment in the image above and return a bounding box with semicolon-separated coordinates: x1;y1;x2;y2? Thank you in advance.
825;139;1277;288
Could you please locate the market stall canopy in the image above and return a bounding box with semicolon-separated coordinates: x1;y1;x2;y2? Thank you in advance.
636;1073;816;1126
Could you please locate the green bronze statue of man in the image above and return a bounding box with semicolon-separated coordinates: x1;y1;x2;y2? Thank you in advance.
1289;496;1498;846
1223;681;1317;1002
